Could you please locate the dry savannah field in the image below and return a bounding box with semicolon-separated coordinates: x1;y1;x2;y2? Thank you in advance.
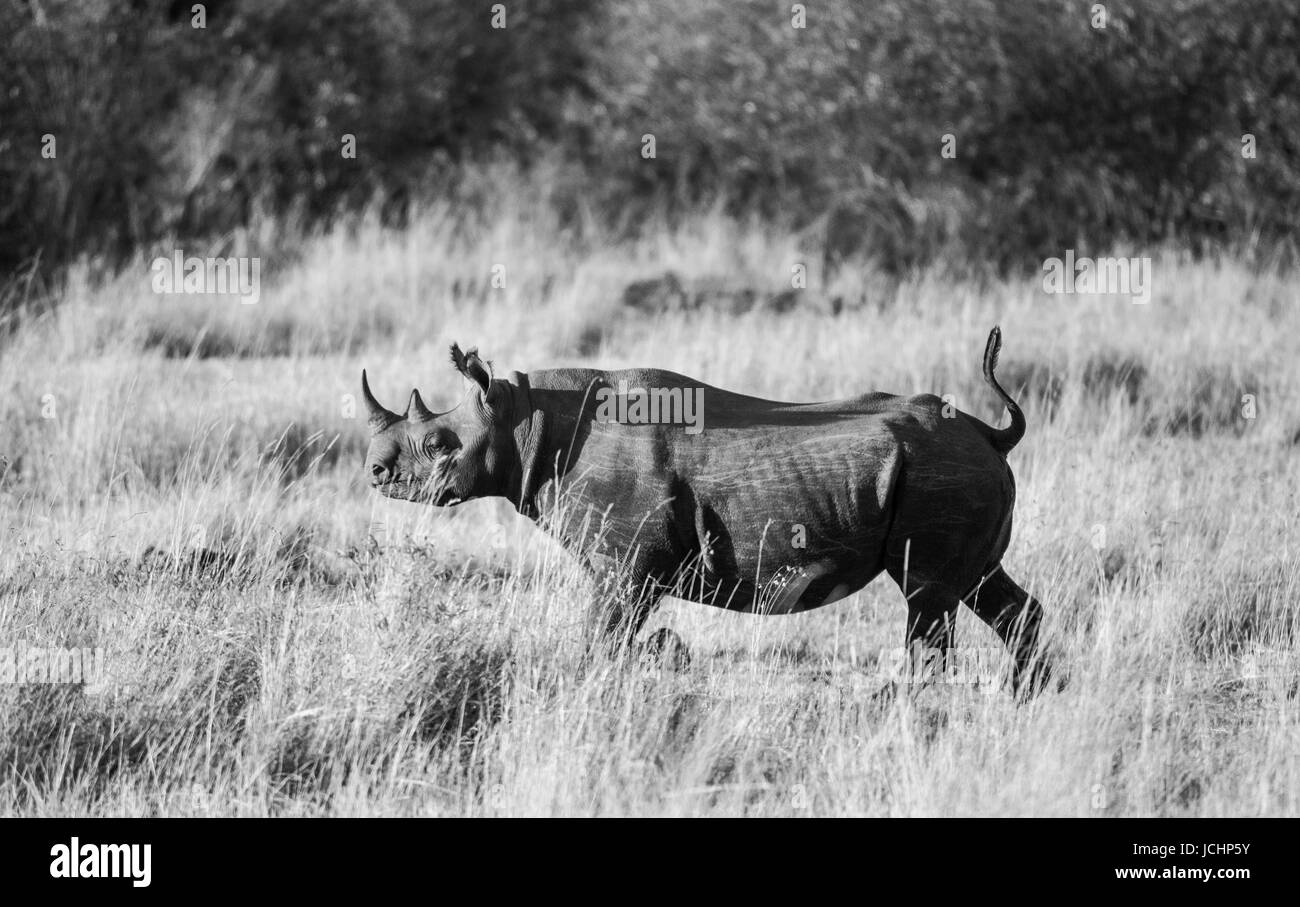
1;182;1297;817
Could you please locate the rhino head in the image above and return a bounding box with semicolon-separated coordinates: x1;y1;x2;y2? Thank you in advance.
362;344;526;507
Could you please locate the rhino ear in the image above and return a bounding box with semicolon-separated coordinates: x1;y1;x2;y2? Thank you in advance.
449;342;493;395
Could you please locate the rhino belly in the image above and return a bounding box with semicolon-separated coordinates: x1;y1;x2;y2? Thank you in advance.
750;558;874;613
675;558;876;614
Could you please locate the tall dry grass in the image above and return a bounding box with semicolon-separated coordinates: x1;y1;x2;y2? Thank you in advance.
1;183;1297;815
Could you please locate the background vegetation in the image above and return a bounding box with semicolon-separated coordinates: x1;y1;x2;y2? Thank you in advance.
3;0;1299;295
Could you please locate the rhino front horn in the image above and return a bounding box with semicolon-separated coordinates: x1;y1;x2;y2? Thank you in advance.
361;370;401;434
406;388;435;423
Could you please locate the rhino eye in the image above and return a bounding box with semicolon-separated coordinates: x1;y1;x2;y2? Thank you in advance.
422;428;459;458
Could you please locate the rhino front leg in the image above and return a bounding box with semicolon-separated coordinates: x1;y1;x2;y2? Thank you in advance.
586;576;659;649
964;566;1052;697
583;562;684;661
586;568;692;670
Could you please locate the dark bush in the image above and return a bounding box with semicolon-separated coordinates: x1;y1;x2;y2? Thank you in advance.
2;0;1297;293
583;0;1300;271
1;0;599;294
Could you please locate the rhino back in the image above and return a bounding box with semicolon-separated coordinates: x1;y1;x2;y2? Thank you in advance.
528;366;906;419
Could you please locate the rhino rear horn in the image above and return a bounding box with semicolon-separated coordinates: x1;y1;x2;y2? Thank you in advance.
406;387;435;422
361;370;401;434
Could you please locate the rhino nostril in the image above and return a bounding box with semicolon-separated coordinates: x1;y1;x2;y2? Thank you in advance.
369;463;389;483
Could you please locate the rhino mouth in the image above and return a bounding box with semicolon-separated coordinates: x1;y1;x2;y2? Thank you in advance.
425;453;461;506
372;478;418;500
375;482;460;506
373;460;462;506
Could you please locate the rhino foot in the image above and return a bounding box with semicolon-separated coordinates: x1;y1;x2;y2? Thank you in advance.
867;678;933;712
639;628;691;672
1013;655;1066;701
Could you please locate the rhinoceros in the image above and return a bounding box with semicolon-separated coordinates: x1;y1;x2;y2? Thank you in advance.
362;327;1050;692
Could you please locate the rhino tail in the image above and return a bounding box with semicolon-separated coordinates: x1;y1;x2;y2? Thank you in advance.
980;325;1026;456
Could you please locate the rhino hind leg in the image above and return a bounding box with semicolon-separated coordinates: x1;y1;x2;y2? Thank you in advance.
902;584;961;686
964;566;1054;697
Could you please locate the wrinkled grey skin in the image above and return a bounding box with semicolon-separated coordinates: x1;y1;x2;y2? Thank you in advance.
363;329;1051;693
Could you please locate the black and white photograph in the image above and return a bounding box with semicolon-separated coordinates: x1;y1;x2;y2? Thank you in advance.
0;0;1294;878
